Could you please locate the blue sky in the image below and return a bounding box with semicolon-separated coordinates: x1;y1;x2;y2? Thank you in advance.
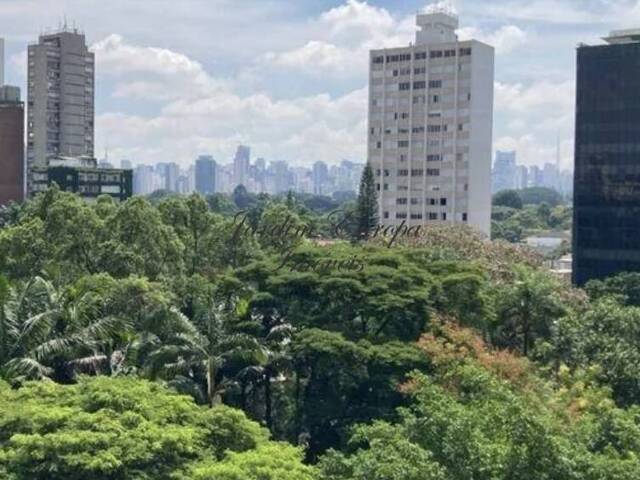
2;0;639;169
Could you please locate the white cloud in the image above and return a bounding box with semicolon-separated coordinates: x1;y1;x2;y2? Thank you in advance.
262;41;356;75
94;34;368;167
458;25;527;54
495;79;574;113
260;1;526;78
423;1;458;15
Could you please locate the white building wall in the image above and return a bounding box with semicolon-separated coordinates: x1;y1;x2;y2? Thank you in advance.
366;11;494;235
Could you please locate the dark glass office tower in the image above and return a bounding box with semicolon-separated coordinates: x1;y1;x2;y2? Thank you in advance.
573;29;640;285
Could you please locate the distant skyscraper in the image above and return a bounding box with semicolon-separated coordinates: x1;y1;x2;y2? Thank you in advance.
492;150;517;193
368;9;494;234
529;165;543;187
269;160;292;194
195;155;216;195
26;27;95;193
573;29;640;284
516;165;529;190
120;159;132;170
312;161;329;195
0;38;24;206
156;162;179;191
542;162;559;191
233;145;250;187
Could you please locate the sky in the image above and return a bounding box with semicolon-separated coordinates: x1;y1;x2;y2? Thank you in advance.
1;0;639;170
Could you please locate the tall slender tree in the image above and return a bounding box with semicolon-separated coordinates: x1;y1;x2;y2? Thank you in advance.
355;164;378;241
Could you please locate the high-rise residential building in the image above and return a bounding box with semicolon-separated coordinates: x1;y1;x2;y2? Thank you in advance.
516;165;529;190
573;29;640;285
542;162;560;191
195;155;216;195
156;162;179;192
26;27;95;193
312;161;329;195
268;160;292;194
0;38;24;206
492;150;517;193
529;165;543;187
233;145;250;187
368;9;494;234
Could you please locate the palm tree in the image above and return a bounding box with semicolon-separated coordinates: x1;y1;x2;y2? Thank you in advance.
146;301;265;407
237;322;293;429
0;276;126;383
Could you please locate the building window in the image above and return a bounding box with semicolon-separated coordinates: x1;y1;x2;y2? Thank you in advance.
428;212;438;220
415;52;427;60
398;140;409;148
398;169;409;176
427;125;441;133
430;50;443;58
459;47;472;56
444;49;456;57
399;82;410;91
427;169;440;176
413;81;426;90
428;80;442;89
412;126;424;133
384;211;389;219
440;198;447;206
442;212;447;220
411;213;423;219
462;213;468;221
396;212;407;219
372;55;384;64
432;95;439;103
427;154;441;162
411;169;424;177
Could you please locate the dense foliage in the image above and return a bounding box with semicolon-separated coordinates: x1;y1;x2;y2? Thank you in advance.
1;186;639;478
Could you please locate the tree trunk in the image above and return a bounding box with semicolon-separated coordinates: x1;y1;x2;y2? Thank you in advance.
294;369;302;439
207;357;217;408
265;370;272;429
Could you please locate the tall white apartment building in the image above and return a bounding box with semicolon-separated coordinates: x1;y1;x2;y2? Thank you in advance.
26;27;95;192
367;9;494;235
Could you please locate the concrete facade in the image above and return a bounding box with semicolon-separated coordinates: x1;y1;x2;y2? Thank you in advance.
27;29;95;193
367;10;494;235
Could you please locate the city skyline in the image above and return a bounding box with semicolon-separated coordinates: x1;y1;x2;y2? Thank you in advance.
1;1;639;170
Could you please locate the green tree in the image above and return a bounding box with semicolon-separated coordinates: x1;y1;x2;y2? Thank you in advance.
0;277;126;384
354;164;378;241
519;187;563;206
493;266;566;356
585;272;640;307
493;189;523;209
0;377;310;480
147;300;265;407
